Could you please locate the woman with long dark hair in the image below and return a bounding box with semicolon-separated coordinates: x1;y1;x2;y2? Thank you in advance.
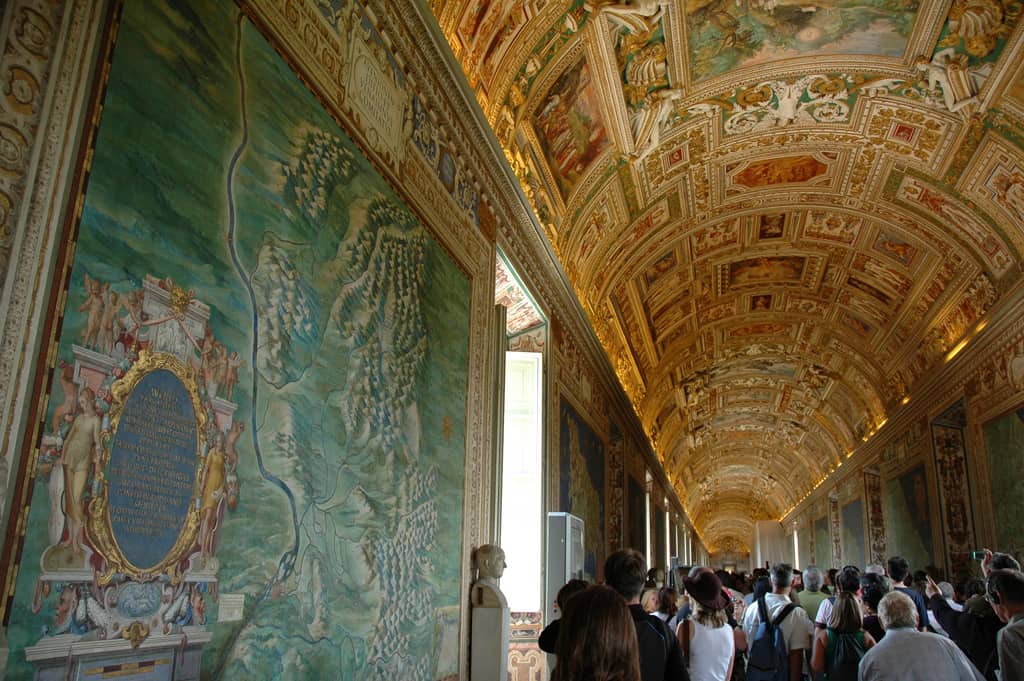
811;589;876;680
551;585;642;681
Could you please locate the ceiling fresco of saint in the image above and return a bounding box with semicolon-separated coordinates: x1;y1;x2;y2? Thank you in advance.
431;0;1024;553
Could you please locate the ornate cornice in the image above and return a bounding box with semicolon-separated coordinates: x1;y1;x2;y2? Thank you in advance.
0;0;66;287
0;0;109;538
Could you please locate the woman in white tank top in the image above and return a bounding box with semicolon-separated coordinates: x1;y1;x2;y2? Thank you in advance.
678;570;738;681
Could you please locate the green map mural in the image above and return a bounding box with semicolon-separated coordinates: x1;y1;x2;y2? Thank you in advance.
841;498;865;569
982;408;1024;563
813;515;830;566
884;464;934;574
7;1;470;678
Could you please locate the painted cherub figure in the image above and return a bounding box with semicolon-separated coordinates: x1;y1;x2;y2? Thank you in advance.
591;0;667;34
78;275;107;350
59;387;102;554
121;288;145;337
197;325;222;397
222;351;245;401
98;288;123;354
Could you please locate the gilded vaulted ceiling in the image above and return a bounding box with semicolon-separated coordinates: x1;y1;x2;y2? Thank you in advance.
431;0;1024;553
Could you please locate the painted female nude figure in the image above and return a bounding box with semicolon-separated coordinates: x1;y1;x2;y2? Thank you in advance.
59;387;102;554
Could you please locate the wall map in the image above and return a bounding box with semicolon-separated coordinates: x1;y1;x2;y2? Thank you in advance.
7;1;472;679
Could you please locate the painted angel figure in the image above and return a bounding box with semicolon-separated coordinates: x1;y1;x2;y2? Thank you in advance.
631;88;684;161
198;432;230;562
916;49;977;113
98;288;123;355
590;0;668;34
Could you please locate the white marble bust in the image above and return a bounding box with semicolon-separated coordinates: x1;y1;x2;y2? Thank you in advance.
472;544;508;608
470;544;510;680
475;544;506;586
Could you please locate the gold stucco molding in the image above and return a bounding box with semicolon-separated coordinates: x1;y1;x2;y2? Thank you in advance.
782;281;1024;527
0;0;109;545
391;1;666;464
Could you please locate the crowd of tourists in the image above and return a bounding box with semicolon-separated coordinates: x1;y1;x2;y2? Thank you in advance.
539;548;1024;681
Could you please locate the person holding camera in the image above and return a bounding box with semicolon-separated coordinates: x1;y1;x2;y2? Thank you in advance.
927;549;1021;680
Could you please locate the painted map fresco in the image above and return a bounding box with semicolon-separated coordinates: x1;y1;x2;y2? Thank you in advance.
884;464;935;573
982;408;1024;563
560;399;606;580
628;475;646;558
7;1;470;678
841;498;865;568
654;505;666;572
813;515;830;566
686;0;920;83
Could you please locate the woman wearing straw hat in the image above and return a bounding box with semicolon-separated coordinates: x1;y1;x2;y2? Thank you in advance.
678;569;739;681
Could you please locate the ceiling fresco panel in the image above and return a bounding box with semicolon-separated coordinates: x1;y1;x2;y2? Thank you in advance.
894;173;1017;276
802;209;862;245
960;135;1024;254
683;0;921;84
640;247;682;289
532;56;612;200
729;154;833;190
719;253;820;292
872;227;921;266
433;0;1024;552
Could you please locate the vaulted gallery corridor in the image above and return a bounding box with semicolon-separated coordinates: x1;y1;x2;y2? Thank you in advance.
0;0;1023;678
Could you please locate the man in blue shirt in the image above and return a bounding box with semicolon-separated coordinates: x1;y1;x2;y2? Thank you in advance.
888;556;931;632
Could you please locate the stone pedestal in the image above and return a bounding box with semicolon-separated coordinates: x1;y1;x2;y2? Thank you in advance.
470;583;509;681
25;627;211;681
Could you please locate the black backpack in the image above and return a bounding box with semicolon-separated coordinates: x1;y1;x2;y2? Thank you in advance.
825;628;866;681
747;596;796;681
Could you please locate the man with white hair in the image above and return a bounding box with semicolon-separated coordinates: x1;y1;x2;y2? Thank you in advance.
858;591;985;681
800;566;828;625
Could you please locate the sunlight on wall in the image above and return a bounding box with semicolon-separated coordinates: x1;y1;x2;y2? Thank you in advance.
501;352;544;611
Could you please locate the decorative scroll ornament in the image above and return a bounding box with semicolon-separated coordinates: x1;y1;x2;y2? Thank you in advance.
121;620;150;649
